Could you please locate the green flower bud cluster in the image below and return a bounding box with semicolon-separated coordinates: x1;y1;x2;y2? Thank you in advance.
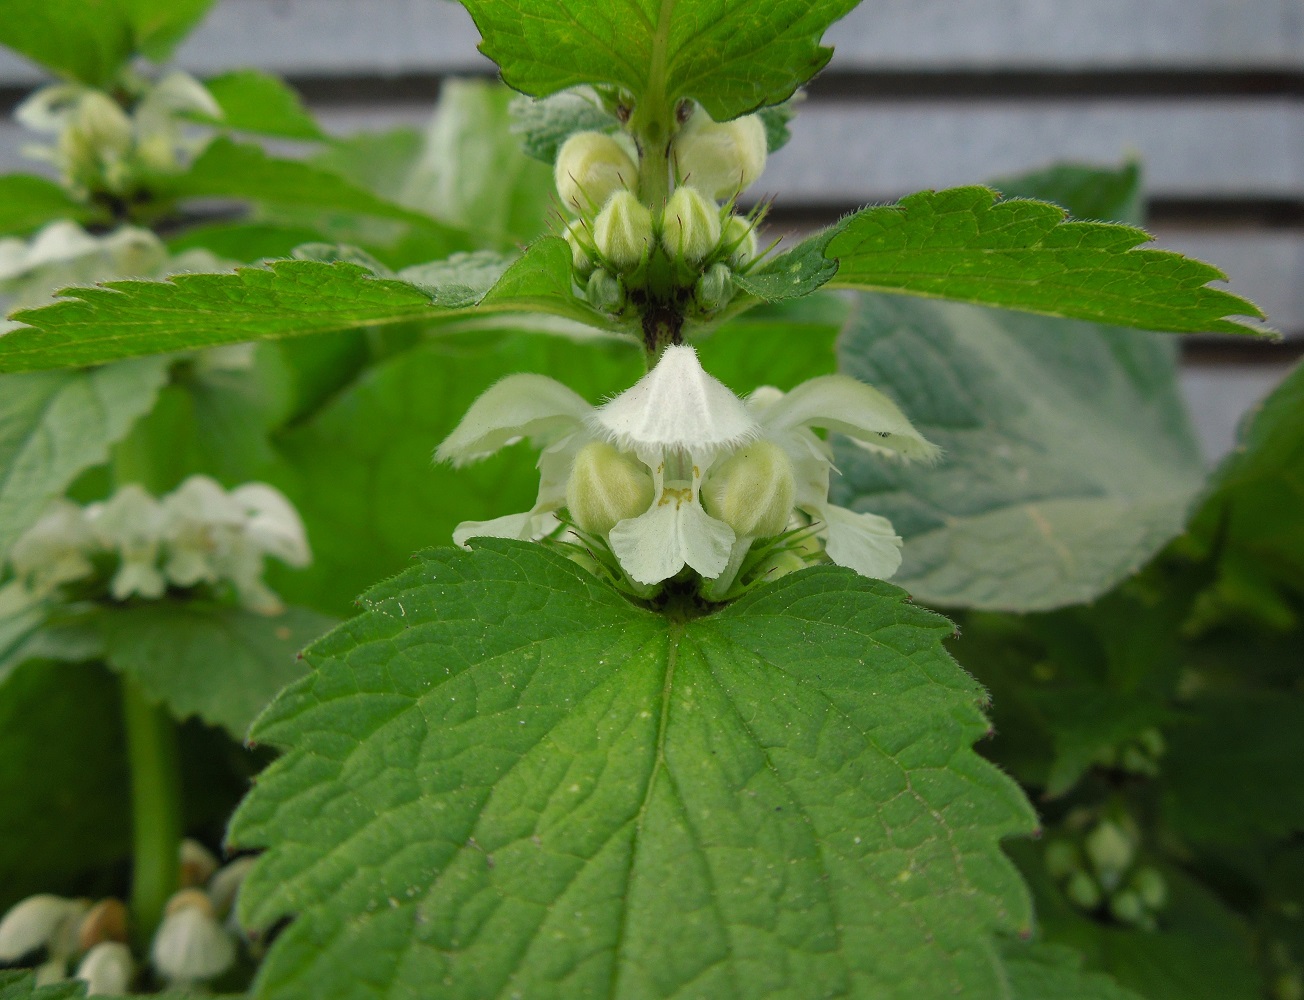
0;840;252;994
1092;727;1165;778
1044;817;1168;931
552;112;766;321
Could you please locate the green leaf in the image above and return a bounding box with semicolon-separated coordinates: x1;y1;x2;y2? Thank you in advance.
166;222;329;263
0;969;86;999
0;241;620;373
458;0;858;122
0;357;170;556
232;542;1035;999
825;187;1264;335
0;0;212;85
758;98;798;153
833;294;1206;611
999;942;1144;1000
99;601;334;737
202;70;327;141
264;332;642;615
402;80;554;248
1161;693;1304;845
728;221;843;305
0;176;98;239
1184;360;1304;629
0;659;130;914
991;163;1145;227
168;139;455;231
510;91;620;163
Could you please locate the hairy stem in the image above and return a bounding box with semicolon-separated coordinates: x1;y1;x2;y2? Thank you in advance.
121;674;183;945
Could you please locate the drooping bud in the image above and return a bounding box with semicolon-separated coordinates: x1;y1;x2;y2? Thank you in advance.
1132;867;1167;910
76;941;134;996
694;261;734;311
0;895;88;962
672;110;767;200
721;214;758;268
566;441;654;535
1084;820;1135;891
77;899;128;952
180;838;220;888
1109;890;1145;925
661;185;721;265
593;190;653;270
585;269;625;312
703;440;795;538
554;131;636;214
151;890;236;986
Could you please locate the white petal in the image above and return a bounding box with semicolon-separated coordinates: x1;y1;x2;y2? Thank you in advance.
14;84;84;134
452;511;539;548
591;345;755;463
140;71;222;122
757;375;939;462
819;505;903;580
609;499;734;584
230;483;310;567
436;374;591;467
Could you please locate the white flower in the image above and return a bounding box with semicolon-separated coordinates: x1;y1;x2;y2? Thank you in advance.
744;377;939;580
86;485;167;600
437;346;936;593
151;890;236;987
75;941;134;996
160;476;245;587
7;500;96;597
0;894;88;963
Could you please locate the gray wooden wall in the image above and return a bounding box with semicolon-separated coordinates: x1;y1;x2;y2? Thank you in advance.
2;0;1300;459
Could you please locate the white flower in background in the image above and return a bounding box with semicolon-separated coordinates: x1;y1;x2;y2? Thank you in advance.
16;71;220;196
86;485;167;600
75;941;134;996
160;476;246;587
218;483;312;614
150;889;236;988
6;500;96;598
0;894;88;965
437;345;936;594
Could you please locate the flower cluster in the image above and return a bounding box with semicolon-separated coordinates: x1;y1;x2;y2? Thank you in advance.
1045;815;1168;931
437;345;936;600
553;105;768;320
2;476;310;616
0;840;254;995
17;70;220;200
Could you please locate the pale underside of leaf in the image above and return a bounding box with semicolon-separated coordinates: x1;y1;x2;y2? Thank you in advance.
231;541;1035;1000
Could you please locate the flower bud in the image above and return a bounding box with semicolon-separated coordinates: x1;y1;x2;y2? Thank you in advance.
661;185;721;265
566;442;654;536
0;895;87;962
554;131;636;214
585;269;625;312
1132;867;1167;910
593;190;653;270
563;221;596;277
703;440;795;538
1043;840;1081;881
694;262;734;312
208;857;257;920
1085;820;1135;890
672;110;767;200
76;941;134;996
1109;889;1145;925
151;890;236;985
721;214;758;268
180;838;219;888
1064;871;1102;910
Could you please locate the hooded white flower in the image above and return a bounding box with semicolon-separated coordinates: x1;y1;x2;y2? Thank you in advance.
742;378;940;581
437;346;936;592
86;485;167;600
6;500;96;597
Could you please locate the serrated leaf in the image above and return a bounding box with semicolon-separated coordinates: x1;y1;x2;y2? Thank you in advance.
0;357;170;556
459;0;858;123
232;541;1035;999
0;969;85;1000
0;241;621;372
202;70;327;141
992;163;1145;227
0;176;99;239
0;0;212;85
510;90;620;163
999;941;1144;1000
99;601;334;737
833;294;1206;611
758;98;798;153
825;187;1264;335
